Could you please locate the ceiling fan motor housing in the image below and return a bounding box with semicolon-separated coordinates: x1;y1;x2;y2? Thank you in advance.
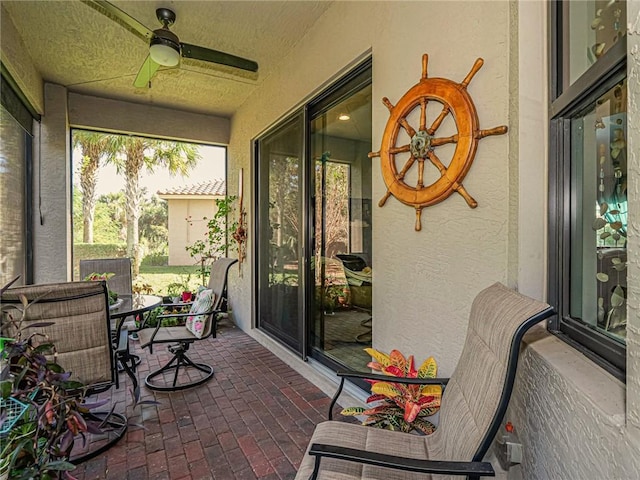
150;28;181;66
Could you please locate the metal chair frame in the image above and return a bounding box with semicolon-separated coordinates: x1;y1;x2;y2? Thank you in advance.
1;280;128;464
138;257;238;391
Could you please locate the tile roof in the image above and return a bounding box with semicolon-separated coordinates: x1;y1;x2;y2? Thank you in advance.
157;179;226;197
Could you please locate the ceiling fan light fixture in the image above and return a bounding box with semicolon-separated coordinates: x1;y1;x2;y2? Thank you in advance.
150;33;181;66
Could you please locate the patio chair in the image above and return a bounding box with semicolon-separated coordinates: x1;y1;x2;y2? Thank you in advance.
336;254;372;343
1;280;127;463
137;257;237;391
79;257;133;296
80;257;140;371
296;282;555;480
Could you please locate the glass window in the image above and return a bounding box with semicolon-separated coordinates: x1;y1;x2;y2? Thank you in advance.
569;79;627;344
549;1;627;376
566;0;626;86
0;82;33;287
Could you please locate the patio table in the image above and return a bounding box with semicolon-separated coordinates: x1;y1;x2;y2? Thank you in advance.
109;294;162;390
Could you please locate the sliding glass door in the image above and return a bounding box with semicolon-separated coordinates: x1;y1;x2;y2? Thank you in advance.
255;61;372;371
255;113;306;353
309;69;372;371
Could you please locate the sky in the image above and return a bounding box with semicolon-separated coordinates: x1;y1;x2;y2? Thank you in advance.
72;143;226;198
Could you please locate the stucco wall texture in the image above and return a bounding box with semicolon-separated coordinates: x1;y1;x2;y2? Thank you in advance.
507;328;640;480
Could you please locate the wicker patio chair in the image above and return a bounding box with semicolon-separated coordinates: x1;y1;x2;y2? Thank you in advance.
1;280;127;463
137;257;237;391
296;282;555;480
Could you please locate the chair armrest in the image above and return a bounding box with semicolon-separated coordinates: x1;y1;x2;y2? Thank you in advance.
337;370;450;386
156;307;219;320
308;444;495;478
327;370;449;420
115;328;129;356
156;312;193;319
161;302;194;309
141;308;222;346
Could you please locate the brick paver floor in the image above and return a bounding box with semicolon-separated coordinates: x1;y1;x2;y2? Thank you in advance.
70;322;342;480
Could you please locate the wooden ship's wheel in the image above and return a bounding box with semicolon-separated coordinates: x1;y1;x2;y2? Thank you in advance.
369;54;508;231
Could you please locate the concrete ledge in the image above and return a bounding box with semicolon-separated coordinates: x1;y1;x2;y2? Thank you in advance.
522;324;625;425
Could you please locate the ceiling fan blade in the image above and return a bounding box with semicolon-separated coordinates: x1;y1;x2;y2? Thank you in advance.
181;43;258;73
81;0;153;42
133;55;161;88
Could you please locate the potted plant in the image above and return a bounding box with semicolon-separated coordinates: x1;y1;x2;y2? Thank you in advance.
83;272;118;306
165;271;195;304
1;293;108;479
341;348;442;435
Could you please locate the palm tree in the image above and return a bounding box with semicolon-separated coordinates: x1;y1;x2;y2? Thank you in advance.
108;136;200;276
73;130;117;243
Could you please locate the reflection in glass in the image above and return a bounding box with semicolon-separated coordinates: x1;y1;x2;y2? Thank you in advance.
310;82;373;371
568;0;626;85
256;114;304;352
570;78;627;344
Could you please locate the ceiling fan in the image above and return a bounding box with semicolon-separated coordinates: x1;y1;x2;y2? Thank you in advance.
82;0;259;88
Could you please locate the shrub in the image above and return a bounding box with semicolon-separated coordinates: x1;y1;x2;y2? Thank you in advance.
141;254;168;267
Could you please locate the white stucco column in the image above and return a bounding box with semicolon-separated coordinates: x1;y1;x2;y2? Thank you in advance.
515;0;548;301
34;83;70;282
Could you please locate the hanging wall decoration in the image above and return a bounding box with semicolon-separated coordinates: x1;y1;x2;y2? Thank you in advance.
369;54;508;231
232;168;247;274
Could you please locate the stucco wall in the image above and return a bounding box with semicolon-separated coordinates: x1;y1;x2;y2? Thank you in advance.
68;93;229;145
506;327;640;480
229;0;513;376
166;198;220;266
34;83;70;282
0;3;44;113
625;0;640;434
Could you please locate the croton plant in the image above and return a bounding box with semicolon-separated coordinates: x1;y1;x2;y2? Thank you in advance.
341;348;442;435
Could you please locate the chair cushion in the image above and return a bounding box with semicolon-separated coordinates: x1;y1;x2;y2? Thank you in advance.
138;326;198;347
185;289;215;338
295;421;432;480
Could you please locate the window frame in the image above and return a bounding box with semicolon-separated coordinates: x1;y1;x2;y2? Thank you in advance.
547;1;628;379
1;66;36;285
252;58;372;369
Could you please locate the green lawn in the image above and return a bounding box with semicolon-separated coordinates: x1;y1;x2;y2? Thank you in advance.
136;264;205;296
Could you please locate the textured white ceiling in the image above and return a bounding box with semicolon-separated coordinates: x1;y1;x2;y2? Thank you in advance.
2;0;332;117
